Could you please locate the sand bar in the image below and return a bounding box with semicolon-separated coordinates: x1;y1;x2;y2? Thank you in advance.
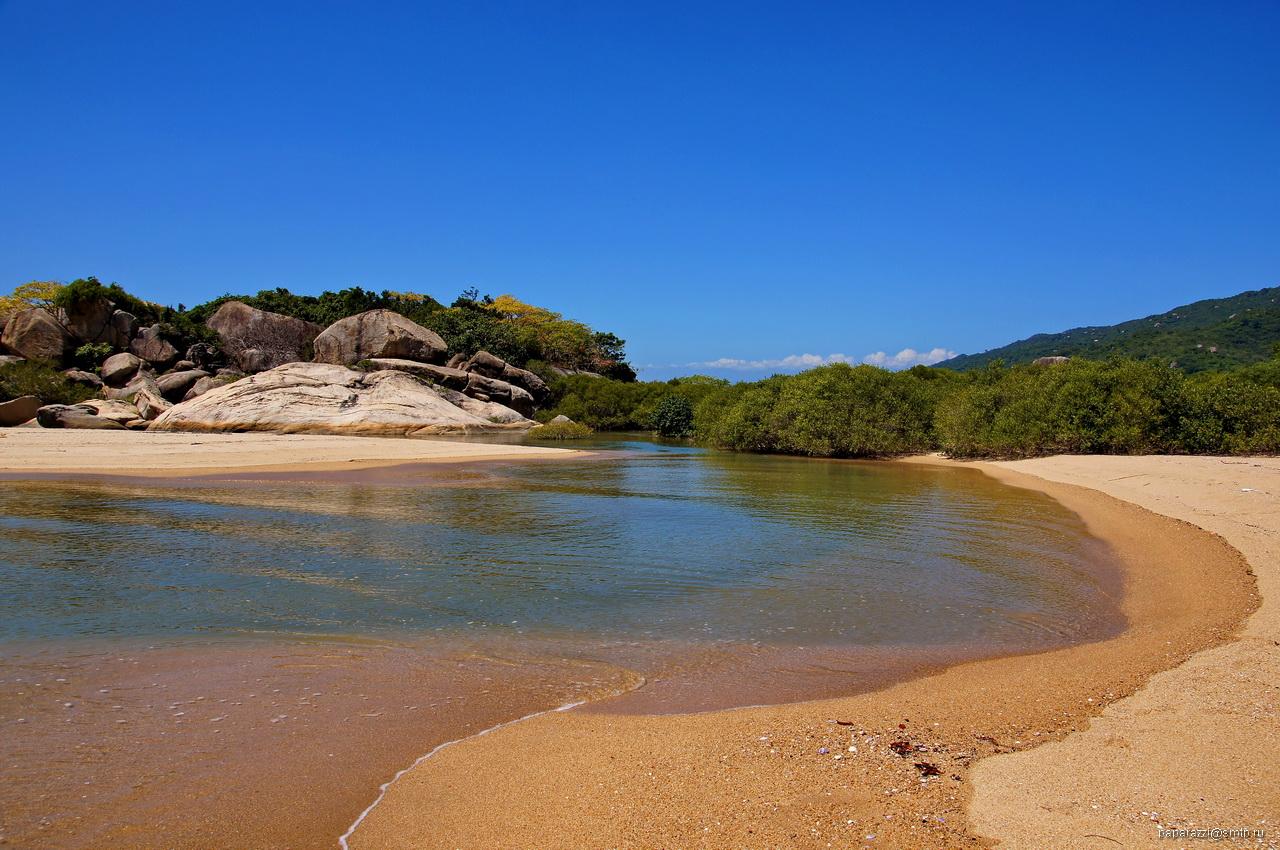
344;456;1269;849
0;428;574;475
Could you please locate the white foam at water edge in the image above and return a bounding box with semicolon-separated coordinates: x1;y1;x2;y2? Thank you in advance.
337;700;586;849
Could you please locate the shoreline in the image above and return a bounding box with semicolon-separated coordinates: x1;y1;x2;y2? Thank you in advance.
0;440;1271;847
345;455;1266;849
0;429;579;477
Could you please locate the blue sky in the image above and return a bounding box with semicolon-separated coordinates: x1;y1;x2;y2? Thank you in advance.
2;1;1277;380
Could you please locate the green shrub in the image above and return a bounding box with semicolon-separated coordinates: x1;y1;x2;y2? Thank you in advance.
528;420;594;440
72;342;113;370
649;395;694;438
0;361;99;405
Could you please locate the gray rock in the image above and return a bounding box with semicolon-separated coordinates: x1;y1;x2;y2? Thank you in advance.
464;372;535;417
0;355;26;367
60;298;134;348
129;326;180;368
550;414;573;424
185;342;219;370
182;375;222;401
313;310;447;366
0;395;42;427
156;369;211;401
35;404;126;430
109;310;138;347
445;353;467;369
77;399;141;424
101;352;144;386
1032;356;1071;366
206;301;320;372
171;359;197;372
1;308;74;362
134;387;172;421
62;369;104;388
463;350;549;402
362;358;471;391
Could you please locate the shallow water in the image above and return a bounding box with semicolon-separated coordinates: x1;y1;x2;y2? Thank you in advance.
0;437;1120;655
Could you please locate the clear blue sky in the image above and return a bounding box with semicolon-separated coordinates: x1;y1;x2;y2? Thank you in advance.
2;1;1277;379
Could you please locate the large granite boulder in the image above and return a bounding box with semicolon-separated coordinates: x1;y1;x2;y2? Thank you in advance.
101;352;144;387
129;326;180;369
206;301;320;373
462;350;549;403
0;395;41;427
60;298;135;349
1;308;74;362
150;362;531;436
1033;356;1071;366
35;404;126;430
313;310;447;366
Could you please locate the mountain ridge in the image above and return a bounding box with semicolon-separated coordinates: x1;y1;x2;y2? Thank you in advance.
940;285;1280;372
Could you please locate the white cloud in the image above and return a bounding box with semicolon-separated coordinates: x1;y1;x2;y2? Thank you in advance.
860;347;957;369
692;353;855;371
681;347;956;373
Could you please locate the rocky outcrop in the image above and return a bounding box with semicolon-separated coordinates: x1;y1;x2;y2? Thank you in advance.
150;362;533;436
206;301;321;373
462;350;549;403
129;326;180;369
1;308;74;362
0;395;41;427
36;404;127;430
313;310;447;366
101;352;144;387
1032;356;1071;366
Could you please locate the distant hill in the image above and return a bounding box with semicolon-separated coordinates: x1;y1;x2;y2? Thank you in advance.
939;285;1280;372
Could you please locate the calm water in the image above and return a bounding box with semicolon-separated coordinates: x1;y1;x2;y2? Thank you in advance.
0;437;1121;655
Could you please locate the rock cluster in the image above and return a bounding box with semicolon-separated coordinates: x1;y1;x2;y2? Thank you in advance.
2;298;575;434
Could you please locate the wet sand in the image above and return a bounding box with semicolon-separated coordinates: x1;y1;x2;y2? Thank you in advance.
345;458;1264;850
0;429;574;475
0;637;639;849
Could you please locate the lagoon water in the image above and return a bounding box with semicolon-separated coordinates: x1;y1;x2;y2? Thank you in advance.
0;437;1119;660
0;438;1126;847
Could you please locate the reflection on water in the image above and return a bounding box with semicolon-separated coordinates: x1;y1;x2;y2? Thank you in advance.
0;437;1121;653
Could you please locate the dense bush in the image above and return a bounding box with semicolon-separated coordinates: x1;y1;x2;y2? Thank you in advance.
548;356;1280;459
0;361;99;405
650;395;694;438
543;374;728;431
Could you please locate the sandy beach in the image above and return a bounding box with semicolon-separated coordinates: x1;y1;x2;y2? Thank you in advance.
0;428;574;475
1;443;1274;848
343;455;1273;850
